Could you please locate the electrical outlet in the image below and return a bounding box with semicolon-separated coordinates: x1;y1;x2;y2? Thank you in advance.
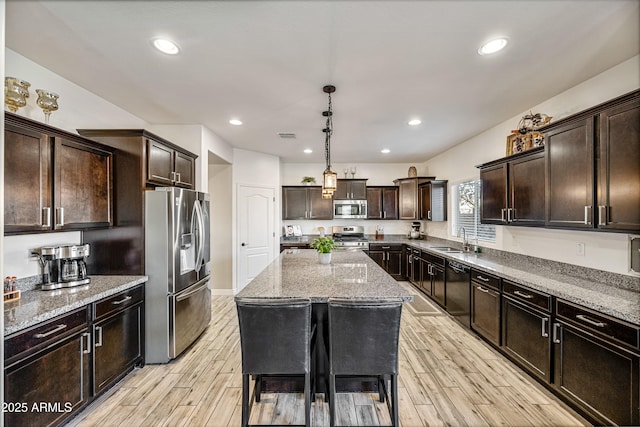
576;242;585;256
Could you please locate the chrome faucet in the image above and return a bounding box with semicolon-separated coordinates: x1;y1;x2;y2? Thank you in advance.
458;227;471;252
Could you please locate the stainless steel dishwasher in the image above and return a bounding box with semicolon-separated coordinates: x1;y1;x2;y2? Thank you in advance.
446;260;471;327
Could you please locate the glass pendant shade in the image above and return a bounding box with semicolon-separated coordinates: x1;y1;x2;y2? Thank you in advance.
323;168;337;193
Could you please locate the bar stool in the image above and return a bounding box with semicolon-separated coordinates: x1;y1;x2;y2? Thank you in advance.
327;298;403;427
236;297;314;427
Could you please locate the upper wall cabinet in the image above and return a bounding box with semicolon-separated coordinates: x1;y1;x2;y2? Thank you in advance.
77;129;197;190
4;113;113;234
479;147;545;226
334;179;367;200
367;186;398;220
419;180;448;221
282;186;333;220
543;89;639;232
394;177;435;220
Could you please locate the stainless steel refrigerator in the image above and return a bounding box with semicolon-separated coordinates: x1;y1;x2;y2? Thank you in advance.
144;187;211;363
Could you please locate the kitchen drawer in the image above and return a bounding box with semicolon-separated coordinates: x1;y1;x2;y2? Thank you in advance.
369;243;402;251
556;299;639;350
471;269;500;291
422;251;445;267
93;285;144;320
4;307;89;362
503;281;551;312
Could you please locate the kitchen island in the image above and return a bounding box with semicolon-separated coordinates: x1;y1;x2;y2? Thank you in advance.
236;249;413;302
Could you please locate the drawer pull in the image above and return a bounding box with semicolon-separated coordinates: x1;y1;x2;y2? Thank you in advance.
513;290;533;299
477;286;490;294
111;295;133;305
33;324;67;339
476;275;490;282
382;246;391;249
576;314;606;328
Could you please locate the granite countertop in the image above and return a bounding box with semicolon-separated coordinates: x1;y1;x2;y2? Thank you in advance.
4;275;148;336
236;249;413;303
277;235;640;325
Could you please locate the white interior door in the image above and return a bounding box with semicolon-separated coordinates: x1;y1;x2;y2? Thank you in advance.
237;185;275;291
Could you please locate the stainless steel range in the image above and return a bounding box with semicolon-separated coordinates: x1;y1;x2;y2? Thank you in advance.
332;225;369;251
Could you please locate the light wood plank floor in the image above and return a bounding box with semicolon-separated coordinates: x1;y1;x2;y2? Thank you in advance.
69;292;592;426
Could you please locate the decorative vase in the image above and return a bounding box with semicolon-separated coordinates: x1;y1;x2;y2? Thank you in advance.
318;252;331;265
408;166;417;177
4;77;30;113
36;89;59;124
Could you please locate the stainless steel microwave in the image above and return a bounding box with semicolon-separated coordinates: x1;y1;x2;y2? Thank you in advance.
333;200;367;219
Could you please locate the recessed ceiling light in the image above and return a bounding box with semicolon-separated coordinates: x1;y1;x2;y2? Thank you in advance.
304;148;313;154
381;149;390;154
229;119;243;126
408;119;421;126
152;38;180;55
478;37;508;55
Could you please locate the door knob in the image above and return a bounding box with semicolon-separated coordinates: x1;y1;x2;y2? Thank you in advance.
241;243;246;246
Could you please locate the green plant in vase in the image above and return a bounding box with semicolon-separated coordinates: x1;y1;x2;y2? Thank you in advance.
310;236;336;264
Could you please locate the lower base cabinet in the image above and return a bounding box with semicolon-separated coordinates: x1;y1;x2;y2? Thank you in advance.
368;244;403;279
471;284;500;347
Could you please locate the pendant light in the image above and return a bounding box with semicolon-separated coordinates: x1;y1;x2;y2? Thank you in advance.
322;84;337;198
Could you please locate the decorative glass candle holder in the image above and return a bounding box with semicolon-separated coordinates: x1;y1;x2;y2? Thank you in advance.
4;77;31;113
36;89;59;124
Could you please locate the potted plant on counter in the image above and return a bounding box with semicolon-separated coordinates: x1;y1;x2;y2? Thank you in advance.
310;236;336;265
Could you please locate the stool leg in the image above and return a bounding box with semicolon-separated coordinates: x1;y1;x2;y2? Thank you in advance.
304;372;311;427
391;374;398;427
242;374;250;427
378;376;385;402
329;374;336;427
255;375;262;402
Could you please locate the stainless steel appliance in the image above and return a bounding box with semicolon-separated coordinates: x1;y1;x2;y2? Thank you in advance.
145;187;211;364
333;199;367;219
332;225;369;251
35;244;90;290
409;221;421;239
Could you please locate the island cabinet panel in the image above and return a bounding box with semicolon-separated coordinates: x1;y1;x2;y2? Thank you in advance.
4;124;51;233
334;179;367;200
596;96;640;231
4;113;114;235
92;285;144;395
501;281;552;383
4;307;91;427
282;186;332;220
366;186;398;220
470;270;501;347
479;147;545;226
552;300;640;426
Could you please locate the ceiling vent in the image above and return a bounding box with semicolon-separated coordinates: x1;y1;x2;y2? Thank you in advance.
277;132;297;139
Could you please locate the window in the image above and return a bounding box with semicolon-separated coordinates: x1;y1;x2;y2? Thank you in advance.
451;180;495;242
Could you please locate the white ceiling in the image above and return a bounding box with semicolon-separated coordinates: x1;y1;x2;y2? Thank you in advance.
5;1;639;164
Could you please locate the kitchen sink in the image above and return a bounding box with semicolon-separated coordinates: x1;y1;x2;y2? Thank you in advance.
429;246;463;253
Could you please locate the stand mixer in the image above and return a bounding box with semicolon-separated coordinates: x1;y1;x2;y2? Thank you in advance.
409;222;421;239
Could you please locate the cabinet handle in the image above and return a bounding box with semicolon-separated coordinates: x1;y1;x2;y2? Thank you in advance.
33;324;67;339
175;172;182;183
428;210;432;220
576;314;606;328
383;211;386;219
42;207;51;228
501;208;506;222
598;205;607;226
55;207;64;226
513;290;533;299
584;206;592;225
95;325;103;347
111;295;133;305
476;275;490;282
408;256;412;264
81;332;91;354
552;323;561;344
507;208;513;222
382;246;390;249
541;318;549;338
477;286;490;293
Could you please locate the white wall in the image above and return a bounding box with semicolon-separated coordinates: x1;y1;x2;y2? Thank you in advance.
423;55;640;276
209;158;233;293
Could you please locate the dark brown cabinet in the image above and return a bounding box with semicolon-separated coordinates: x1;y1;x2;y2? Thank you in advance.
552;300;639;426
406;247;422;287
334;179;367;200
368;243;403;279
420;251;445;304
4;113;113;234
419;180;448;221
92;285;144;395
147;138;195;188
4;308;91;427
596;96;640;231
479;147;545;226
501;281;552;383
366;186;398;220
470;270;501;347
394;177;435;220
282;186;332;220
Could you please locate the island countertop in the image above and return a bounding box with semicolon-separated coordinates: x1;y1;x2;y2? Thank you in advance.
235;249;413;302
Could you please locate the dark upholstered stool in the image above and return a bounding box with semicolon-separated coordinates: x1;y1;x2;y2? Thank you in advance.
327;298;403;427
236;297;314;427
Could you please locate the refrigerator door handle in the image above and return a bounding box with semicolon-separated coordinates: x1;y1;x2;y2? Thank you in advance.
176;278;209;302
193;200;205;272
